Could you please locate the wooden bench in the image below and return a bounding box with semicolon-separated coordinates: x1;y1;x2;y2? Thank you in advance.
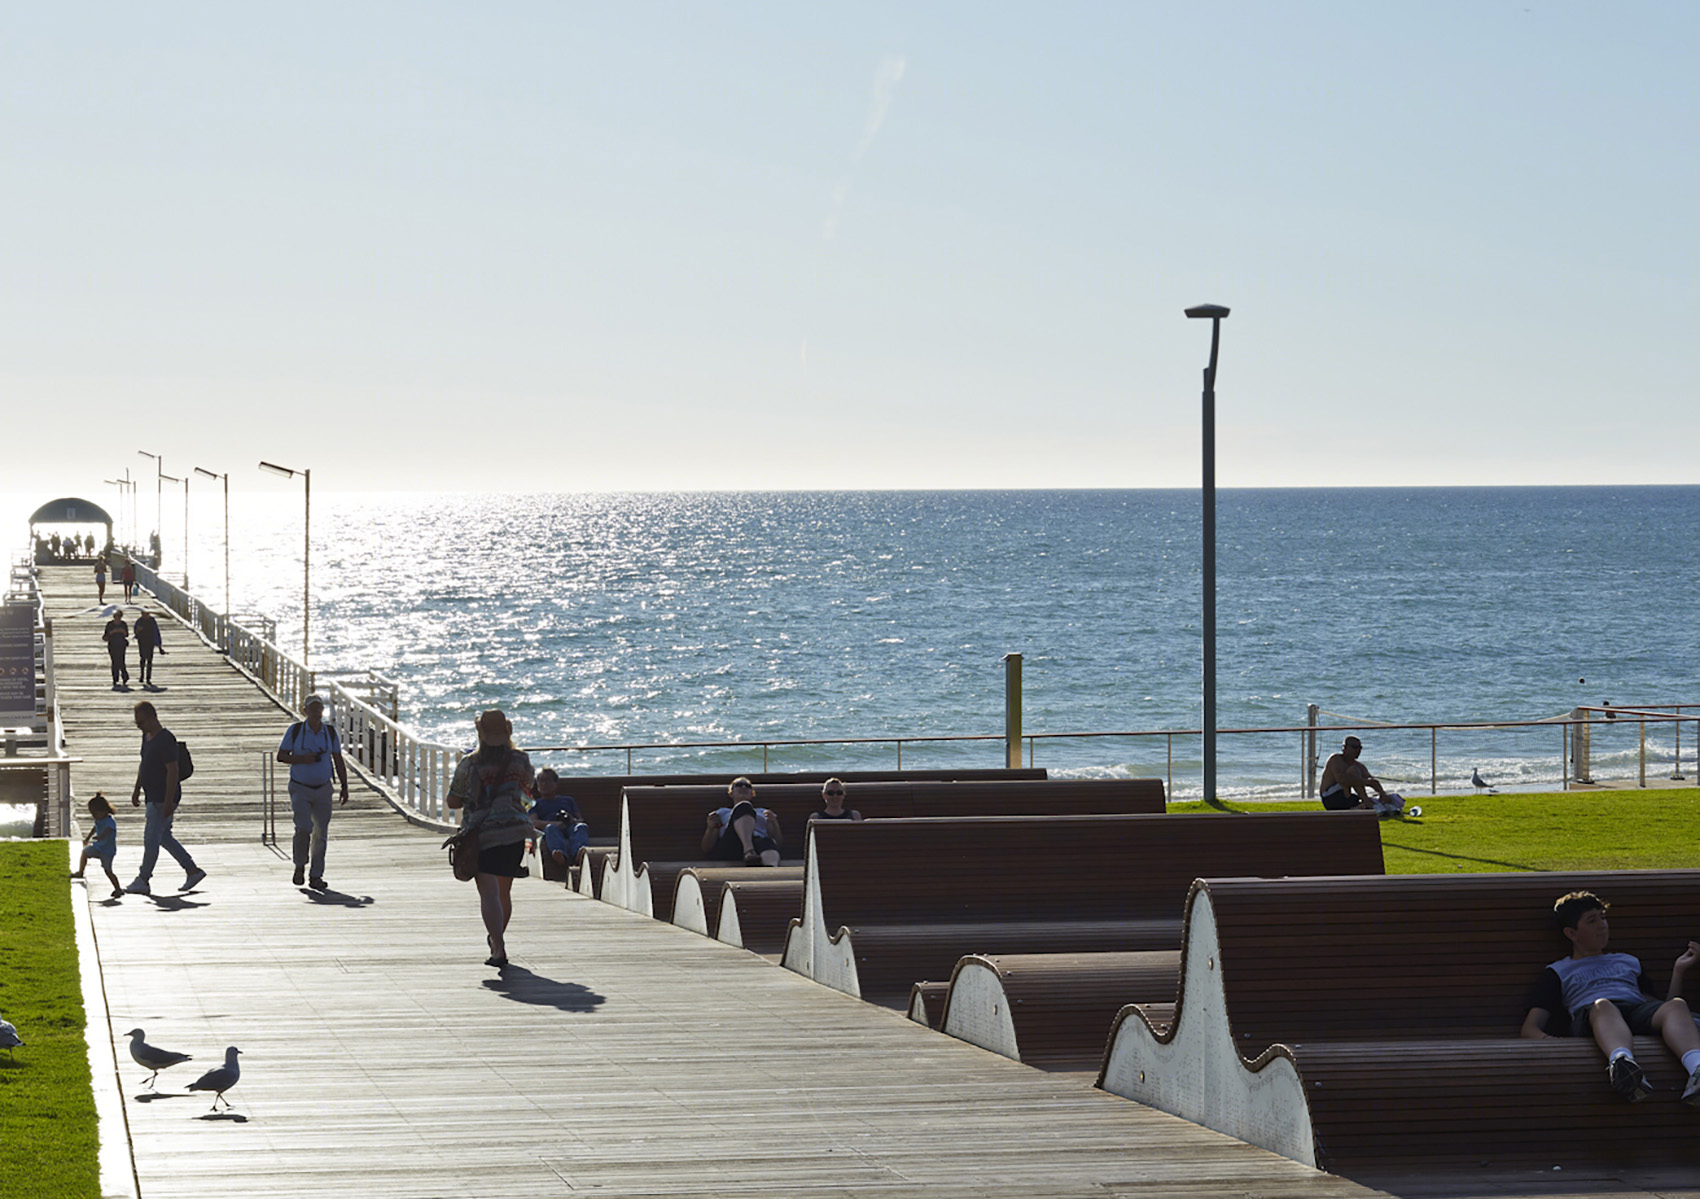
672;866;804;935
1097;870;1700;1179
783;811;1385;1010
922;950;1182;1072
715;878;812;957
599;778;1167;918
533;767;1043;885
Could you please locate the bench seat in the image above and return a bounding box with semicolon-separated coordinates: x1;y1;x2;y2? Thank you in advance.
1098;870;1700;1178
715;878;807;957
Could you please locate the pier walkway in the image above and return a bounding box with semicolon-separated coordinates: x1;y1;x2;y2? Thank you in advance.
41;567;1378;1199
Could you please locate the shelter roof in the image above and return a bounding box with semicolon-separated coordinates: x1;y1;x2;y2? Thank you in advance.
29;497;113;525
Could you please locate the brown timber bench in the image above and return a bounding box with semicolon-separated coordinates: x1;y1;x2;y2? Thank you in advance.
784;810;1385;1010
672;866;804;936
916;950;1183;1072
534;767;1044;885
604;777;1167;918
1098;870;1700;1180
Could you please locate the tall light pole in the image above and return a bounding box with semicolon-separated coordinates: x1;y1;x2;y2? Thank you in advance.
258;461;311;670
101;477;131;552
138;450;163;565
194;467;230;637
159;473;188;588
1185;303;1229;803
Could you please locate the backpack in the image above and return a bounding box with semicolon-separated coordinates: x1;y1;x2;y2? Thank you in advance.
177;740;194;781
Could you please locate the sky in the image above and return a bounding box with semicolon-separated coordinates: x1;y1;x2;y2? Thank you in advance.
4;1;1699;518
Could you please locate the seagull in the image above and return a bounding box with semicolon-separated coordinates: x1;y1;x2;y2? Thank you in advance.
0;1014;21;1061
188;1046;242;1111
1471;768;1497;795
124;1028;192;1088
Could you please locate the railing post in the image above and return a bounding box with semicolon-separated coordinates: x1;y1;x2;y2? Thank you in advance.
1673;712;1686;781
1431;728;1437;795
1639;720;1647;787
1003;653;1023;770
1305;703;1318;798
1571;707;1592;783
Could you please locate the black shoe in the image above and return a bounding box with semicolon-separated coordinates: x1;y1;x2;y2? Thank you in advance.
309;877;328;892
292;865;305;886
1609;1056;1652;1102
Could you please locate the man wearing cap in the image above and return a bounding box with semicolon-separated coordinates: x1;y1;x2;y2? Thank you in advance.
276;694;349;890
1319;735;1391;811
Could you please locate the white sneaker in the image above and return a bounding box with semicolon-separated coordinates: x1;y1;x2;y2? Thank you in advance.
1683;1064;1700;1106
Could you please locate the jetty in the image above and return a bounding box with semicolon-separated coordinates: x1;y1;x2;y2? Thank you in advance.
34;564;1380;1199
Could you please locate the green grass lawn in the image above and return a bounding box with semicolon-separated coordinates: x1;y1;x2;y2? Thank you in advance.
0;840;99;1199
1170;787;1700;873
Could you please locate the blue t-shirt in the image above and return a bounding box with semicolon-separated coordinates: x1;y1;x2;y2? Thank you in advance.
280;721;341;786
531;795;583;825
1548;952;1652;1019
90;814;117;856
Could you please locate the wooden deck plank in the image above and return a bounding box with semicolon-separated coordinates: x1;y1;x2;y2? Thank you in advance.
43;567;1385;1199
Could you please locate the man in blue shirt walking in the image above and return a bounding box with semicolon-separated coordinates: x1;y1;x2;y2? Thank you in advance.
276;694;349;890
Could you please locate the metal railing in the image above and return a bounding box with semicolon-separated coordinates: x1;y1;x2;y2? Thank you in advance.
116;556;1700;809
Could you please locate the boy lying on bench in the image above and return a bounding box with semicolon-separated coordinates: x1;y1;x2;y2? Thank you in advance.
1520;889;1700;1103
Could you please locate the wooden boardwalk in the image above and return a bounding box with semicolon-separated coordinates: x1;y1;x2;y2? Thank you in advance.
43;567;1385;1199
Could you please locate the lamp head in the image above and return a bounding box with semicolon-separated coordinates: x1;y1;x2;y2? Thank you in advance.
1184;304;1230;319
193;467;221;480
258;461;299;479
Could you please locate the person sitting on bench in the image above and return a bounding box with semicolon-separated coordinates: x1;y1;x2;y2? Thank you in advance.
1318;736;1399;813
702;777;783;866
529;768;588;866
1520;889;1700;1103
808;777;863;822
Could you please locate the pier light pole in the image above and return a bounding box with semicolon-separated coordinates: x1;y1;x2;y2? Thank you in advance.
1185;303;1230;803
159;473;187;589
194;467;230;638
102;476;131;552
258;461;310;670
137;450;163;564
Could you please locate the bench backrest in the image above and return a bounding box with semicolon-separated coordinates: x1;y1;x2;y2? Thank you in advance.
1201;870;1700;1045
531;768;1046;842
809;811;1384;927
622;778;1166;865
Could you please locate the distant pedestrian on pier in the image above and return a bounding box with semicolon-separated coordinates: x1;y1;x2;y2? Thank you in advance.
102;610;130;687
276;694;349;890
94;558;108;602
120;560;137;599
447;709;535;967
134;610;163;687
126;701;206;896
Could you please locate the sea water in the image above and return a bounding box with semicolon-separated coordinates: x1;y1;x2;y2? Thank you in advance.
16;488;1700;798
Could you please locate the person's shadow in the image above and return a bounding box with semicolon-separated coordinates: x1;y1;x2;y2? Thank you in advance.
139;895;211;911
301;886;375;908
482;965;605;1012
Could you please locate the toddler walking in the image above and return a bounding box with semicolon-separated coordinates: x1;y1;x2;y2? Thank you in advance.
72;793;123;900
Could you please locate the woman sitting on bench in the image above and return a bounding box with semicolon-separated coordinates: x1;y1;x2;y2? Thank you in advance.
702;777;783;866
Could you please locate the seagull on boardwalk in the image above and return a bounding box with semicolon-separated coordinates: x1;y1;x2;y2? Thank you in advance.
0;1014;21;1061
124;1028;192;1088
1472;768;1497;795
188;1046;242;1111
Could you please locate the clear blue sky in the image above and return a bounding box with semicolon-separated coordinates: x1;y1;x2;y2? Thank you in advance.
5;1;1697;507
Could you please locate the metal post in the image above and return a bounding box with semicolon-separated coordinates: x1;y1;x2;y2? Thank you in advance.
1431;728;1438;795
1003;653;1023;769
1639;720;1646;787
303;467;311;671
1672;713;1685;781
182;473;190;591
1305;703;1318;798
1185;305;1228;803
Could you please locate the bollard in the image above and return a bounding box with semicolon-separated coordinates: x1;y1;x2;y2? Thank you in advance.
1002;653;1022;770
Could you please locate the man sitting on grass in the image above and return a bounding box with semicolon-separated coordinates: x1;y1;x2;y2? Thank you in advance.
1520;889;1700;1102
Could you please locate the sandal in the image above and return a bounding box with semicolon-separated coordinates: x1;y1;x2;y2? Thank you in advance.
484;955;508;967
743;849;760;865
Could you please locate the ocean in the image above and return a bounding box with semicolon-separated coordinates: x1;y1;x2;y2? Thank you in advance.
13;487;1700;799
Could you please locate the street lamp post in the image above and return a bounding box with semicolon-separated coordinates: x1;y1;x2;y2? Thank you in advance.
138;450;163;564
1185;303;1230;804
258;461;311;670
193;468;230;644
101;476;132;553
159;473;188;589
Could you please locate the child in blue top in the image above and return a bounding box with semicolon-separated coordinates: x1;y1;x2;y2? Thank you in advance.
72;793;124;900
